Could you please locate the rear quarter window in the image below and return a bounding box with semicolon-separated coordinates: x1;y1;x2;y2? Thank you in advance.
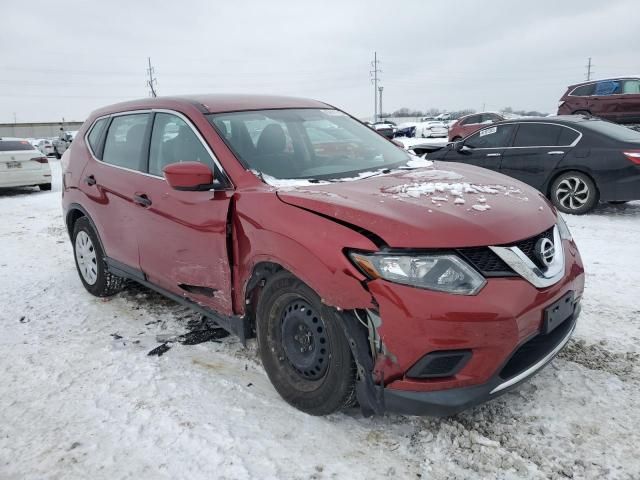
87;118;109;156
570;84;595;96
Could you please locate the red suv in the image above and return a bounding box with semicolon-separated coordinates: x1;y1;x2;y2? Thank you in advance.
558;77;640;123
62;95;584;416
448;112;505;141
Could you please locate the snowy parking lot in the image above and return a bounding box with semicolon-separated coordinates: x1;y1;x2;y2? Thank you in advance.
1;160;639;479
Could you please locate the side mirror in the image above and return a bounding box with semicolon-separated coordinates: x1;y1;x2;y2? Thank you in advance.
454;141;472;153
163;161;220;191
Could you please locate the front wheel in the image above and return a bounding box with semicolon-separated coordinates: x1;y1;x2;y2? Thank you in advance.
550;171;598;214
256;271;356;415
39;183;52;191
72;217;125;297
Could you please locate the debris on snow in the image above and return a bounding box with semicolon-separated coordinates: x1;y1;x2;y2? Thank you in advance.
148;343;172;357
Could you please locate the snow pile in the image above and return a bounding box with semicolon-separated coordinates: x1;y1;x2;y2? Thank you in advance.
1;161;639;479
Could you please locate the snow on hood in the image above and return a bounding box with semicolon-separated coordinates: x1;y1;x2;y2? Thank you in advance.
274;161;556;248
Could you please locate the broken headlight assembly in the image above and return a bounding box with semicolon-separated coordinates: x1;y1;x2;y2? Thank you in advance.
348;251;486;295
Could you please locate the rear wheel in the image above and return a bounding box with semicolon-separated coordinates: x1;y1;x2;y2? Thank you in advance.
451;136;462;141
256;271;356;415
550;171;598;214
573;110;591;117
39;183;52;191
72;217;125;297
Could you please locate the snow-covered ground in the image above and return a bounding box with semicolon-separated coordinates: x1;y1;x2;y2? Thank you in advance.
394;136;449;149
1;160;639;479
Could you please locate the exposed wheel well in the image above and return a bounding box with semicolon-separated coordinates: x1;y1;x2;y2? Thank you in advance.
243;262;284;335
546;169;599;198
65;208;86;237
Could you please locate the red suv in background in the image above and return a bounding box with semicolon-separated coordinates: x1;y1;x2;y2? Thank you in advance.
448;112;505;141
62;95;584;417
558;77;640;123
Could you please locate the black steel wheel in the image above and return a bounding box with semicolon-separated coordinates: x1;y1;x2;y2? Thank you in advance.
256;271;356;415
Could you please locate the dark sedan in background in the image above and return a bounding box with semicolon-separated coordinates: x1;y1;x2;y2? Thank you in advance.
425;116;640;214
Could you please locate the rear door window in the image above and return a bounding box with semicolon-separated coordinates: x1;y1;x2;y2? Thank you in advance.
512;123;568;147
102;114;151;171
465;124;515;149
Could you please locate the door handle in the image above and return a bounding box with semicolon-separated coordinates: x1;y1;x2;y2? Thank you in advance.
84;174;96;186
486;153;501;157
547;151;565;155
133;193;152;207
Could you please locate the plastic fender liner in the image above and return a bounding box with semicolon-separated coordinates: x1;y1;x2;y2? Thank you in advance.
324;306;385;416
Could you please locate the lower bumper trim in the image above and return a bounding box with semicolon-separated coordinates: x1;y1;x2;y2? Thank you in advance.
382;313;578;417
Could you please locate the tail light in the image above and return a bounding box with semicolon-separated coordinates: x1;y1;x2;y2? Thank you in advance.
31;157;49;164
623;150;640;165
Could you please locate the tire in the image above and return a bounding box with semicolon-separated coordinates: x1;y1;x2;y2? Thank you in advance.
550;171;599;215
573;110;591;117
72;217;125;297
256;271;356;415
39;183;52;191
451;136;462;142
54;150;61;159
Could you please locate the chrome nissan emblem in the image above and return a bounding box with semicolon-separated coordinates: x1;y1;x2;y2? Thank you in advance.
535;238;555;267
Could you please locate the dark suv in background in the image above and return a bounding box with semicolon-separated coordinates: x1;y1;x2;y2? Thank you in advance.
558;77;640;124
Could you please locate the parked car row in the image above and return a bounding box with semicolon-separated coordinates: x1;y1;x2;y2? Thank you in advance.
413;115;640;214
62;94;584;418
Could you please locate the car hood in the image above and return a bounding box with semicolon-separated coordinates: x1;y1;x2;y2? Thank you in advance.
275;162;556;248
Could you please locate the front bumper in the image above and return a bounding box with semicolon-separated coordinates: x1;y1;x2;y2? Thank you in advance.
381;308;578;416
365;238;584;416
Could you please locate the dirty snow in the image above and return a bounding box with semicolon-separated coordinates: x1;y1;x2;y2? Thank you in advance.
1;160;639;479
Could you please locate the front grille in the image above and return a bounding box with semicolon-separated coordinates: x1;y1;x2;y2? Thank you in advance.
458;247;515;276
512;227;554;266
458;227;555;277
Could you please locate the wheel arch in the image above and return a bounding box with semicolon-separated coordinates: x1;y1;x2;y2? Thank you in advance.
65;203;107;255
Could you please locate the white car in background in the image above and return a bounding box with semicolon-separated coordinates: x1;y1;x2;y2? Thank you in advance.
0;138;52;190
36;138;55;156
416;121;448;138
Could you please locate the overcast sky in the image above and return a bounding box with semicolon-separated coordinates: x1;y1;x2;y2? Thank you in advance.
1;0;638;123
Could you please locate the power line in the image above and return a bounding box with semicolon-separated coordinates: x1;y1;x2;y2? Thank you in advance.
370;52;381;122
146;57;158;98
585;57;594;81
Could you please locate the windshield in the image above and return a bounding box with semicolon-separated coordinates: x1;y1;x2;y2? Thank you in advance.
207;108;411;180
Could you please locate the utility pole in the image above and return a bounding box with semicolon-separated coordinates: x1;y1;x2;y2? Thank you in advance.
378;86;384;120
146;57;158;98
585;57;593;81
370;52;382;122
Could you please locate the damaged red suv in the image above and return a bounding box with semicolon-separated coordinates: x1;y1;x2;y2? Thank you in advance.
62;95;584;416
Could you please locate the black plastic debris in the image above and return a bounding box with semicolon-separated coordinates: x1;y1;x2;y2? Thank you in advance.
179;327;229;345
148;343;171;357
111;333;123;340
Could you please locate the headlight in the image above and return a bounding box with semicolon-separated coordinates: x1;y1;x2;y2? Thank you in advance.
348;252;486;295
556;215;572;241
